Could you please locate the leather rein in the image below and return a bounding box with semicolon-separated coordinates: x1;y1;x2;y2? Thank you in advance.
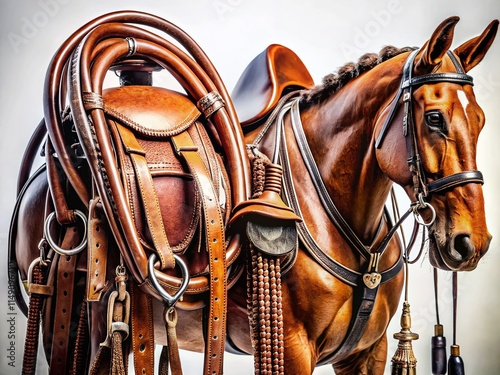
252;48;484;364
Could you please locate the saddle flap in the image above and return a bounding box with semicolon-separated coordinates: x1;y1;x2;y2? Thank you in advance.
103;86;201;137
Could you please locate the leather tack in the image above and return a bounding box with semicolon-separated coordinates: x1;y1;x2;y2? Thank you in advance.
49;229;79;375
87;198;109;301
115;122;175;271
131;282;155;375
171;130;227;375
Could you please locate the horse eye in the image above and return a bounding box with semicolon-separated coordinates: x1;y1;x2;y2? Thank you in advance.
425;111;446;132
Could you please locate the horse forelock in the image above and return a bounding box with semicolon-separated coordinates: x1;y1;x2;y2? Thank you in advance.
300;45;417;107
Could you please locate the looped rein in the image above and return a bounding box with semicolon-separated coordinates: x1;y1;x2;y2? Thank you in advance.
375;49;484;199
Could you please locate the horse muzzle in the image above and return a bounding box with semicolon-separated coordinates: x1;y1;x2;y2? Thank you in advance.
429;230;492;271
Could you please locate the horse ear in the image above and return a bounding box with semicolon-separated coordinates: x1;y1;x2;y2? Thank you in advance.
453;19;499;72
414;16;460;74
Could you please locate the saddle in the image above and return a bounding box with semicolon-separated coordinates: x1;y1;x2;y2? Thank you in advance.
232;44;314;127
9;11;306;375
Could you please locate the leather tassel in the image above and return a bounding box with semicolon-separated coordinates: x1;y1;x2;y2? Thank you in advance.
391;301;419;375
448;345;465;375
431;324;447;375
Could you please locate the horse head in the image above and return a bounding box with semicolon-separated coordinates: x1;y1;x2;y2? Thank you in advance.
376;17;498;271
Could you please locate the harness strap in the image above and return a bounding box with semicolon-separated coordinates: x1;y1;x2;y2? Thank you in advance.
171;130;227;375
289;99;372;260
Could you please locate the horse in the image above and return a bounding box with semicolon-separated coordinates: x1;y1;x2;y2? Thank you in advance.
8;13;497;375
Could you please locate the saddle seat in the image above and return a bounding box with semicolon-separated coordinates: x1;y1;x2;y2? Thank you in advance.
232;44;314;127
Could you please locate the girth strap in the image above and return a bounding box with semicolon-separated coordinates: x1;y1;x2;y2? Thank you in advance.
171;130;227;375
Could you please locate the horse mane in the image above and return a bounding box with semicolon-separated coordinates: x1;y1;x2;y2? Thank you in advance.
300;45;417;108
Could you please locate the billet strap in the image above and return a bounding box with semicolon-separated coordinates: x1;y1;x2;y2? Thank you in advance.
171;130;227;375
115;122;175;270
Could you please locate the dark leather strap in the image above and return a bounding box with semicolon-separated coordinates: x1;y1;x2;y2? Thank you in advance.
288;99;372;260
277;97;406;364
318;286;379;365
428;171;483;194
49;229;80;375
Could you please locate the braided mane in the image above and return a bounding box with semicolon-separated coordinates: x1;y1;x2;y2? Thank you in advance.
300;45;417;107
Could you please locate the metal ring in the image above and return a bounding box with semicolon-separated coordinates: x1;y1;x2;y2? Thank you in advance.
43;210;88;256
125;37;136;57
148;253;190;308
413;197;436;227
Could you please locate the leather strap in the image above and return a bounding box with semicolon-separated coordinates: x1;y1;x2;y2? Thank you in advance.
115;122;176;271
131;282;155;375
318;286;379;365
277;97;405;363
49;229;80;375
428;170;483;194
87;197;109;301
171;130;227;375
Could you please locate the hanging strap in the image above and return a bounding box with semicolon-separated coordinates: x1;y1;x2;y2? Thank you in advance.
171;130;227;375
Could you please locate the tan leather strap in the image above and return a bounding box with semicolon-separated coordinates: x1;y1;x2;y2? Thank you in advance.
115;122;175;270
49;229;80;375
130;282;155;375
171;130;227;375
87;197;109;301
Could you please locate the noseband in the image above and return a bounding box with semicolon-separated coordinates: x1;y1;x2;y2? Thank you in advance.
375;49;484;206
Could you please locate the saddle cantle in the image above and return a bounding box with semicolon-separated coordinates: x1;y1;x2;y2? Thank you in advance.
232;44;314;127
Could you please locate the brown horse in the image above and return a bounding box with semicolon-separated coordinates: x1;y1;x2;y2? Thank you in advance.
9;14;497;375
224;16;498;374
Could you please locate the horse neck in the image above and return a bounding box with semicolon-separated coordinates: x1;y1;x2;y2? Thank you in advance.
300;59;404;243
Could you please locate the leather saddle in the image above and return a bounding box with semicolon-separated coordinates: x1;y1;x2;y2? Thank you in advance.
232;44;314;127
9;12;308;375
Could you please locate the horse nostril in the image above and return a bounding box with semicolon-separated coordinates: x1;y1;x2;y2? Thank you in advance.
450;234;475;262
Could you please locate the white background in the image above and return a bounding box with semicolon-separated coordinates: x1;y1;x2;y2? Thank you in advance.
0;0;499;374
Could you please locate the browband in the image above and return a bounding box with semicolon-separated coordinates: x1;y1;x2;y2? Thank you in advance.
375;49;473;149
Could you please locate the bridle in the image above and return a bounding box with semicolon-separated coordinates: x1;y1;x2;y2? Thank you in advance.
251;47;486;364
375;49;484;210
